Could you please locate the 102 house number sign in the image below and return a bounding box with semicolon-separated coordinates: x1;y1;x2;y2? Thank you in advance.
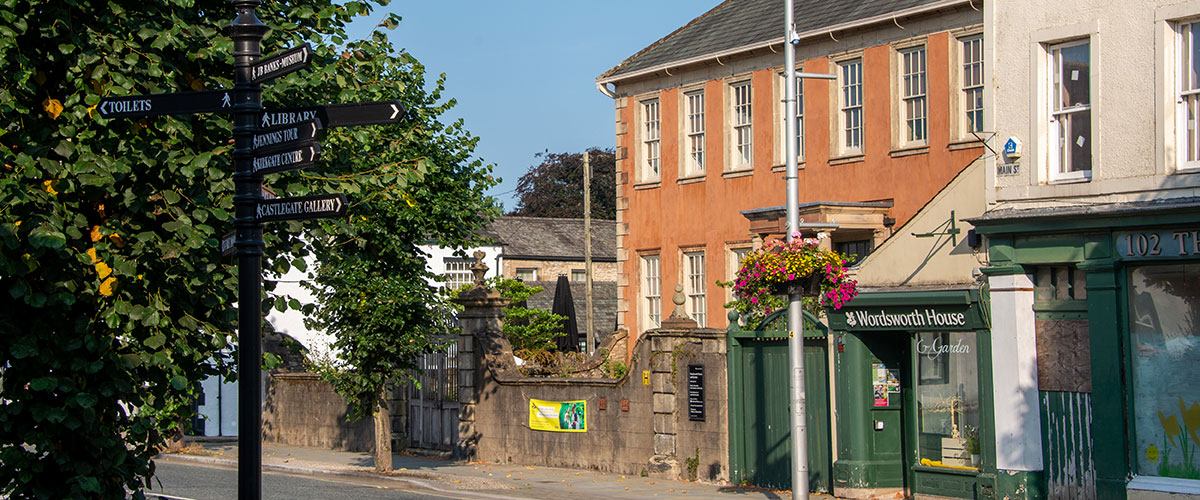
1116;230;1200;259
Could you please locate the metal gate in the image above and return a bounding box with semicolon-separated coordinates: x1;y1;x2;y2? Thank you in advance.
727;309;833;493
406;337;459;451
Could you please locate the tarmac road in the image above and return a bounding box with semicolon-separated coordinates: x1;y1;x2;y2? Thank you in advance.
144;461;479;500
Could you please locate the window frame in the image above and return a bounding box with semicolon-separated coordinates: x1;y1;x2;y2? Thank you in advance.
1046;38;1093;182
899;45;929;146
639;97;662;183
959;34;985;138
683;250;707;327
1178;20;1200;171
444;257;473;290
641;255;662;330
729;79;754;170
515;267;537;282
837;58;865;155
683;89;706;177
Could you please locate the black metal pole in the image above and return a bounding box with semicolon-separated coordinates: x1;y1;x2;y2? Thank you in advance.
226;2;267;500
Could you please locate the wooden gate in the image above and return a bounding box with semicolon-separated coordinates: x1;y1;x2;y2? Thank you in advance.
727;310;833;493
406;337;459;451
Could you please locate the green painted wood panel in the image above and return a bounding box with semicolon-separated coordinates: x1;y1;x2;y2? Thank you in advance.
1039;391;1096;499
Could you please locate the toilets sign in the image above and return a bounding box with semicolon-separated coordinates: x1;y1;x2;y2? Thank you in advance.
841;306;972;331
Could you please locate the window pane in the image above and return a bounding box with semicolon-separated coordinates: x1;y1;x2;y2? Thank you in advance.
643;256;661;328
1057;43;1090;108
915;332;981;467
686;252;706;326
1129;264;1200;478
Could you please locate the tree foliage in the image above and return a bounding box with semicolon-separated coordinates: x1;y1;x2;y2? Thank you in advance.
508;148;615;220
0;0;497;496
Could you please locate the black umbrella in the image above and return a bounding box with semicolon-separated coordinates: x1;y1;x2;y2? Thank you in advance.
551;275;580;352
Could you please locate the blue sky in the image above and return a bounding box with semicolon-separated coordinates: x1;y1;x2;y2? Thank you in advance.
346;2;720;213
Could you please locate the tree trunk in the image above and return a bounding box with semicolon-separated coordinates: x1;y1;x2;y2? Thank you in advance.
373;386;392;472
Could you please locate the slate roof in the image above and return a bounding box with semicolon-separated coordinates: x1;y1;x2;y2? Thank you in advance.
599;0;962;81
487;216;617;262
526;279;620;348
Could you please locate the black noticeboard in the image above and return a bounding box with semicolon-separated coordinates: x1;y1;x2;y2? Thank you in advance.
687;364;705;422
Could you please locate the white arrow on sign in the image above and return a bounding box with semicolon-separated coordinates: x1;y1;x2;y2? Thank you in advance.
389;103;400;120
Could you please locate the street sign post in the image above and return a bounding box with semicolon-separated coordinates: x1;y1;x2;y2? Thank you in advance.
251;120;322;152
97;89;233;118
250;43;312;84
255;193;347;222
250;143;319;175
260;100;404;129
100;2;405;497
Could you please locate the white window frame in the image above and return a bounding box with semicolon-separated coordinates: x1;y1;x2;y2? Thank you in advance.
1179;20;1200;171
640;98;661;182
684;251;706;327
730;80;753;170
641;255;661;330
1047;39;1093;182
960;35;985;137
684;89;705;177
778;71;805;163
444;258;473;290
838;59;864;155
727;246;751;301
900;46;928;145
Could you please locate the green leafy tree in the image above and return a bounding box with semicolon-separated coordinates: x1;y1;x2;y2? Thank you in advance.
0;0;496;495
508;148;615;219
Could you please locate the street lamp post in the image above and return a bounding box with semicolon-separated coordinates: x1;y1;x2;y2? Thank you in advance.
783;1;835;498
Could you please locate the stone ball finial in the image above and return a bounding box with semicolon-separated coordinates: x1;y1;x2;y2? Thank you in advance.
661;283;697;328
471;250;488;286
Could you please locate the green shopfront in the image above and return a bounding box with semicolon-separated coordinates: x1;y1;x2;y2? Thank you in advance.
826;287;998;499
973;204;1200;500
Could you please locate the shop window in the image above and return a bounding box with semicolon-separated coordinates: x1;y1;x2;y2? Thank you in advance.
1129;263;1200;480
915;332;981;468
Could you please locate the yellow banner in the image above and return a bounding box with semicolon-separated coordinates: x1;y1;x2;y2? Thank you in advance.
528;399;587;432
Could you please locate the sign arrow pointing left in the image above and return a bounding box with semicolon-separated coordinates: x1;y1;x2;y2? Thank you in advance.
98;89;233;119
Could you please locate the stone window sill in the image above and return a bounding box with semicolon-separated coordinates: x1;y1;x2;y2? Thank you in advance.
948;138;984;151
771;162;805;174
829;154;865;166
722;169;753;179
889;145;929;158
677;175;705;185
633;181;661;190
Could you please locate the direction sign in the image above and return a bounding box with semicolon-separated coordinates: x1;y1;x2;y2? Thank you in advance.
251;144;320;175
260;100;405;129
220;231;236;256
98;89;233;119
251;44;313;85
252;120;322;152
255;193;347;222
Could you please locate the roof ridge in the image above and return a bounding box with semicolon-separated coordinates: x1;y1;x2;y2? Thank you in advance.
497;215;617;223
598;0;737;80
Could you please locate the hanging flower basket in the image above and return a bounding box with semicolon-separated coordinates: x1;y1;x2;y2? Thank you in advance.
724;234;858;325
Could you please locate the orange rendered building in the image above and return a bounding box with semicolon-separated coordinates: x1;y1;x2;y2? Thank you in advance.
596;0;986;345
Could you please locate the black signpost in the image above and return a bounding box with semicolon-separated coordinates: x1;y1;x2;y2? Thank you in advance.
92;2;409;498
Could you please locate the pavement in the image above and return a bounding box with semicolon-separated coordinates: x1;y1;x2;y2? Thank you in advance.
157;439;825;500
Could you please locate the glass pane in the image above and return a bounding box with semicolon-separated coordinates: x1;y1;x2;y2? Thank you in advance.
1190;24;1200;91
916;332;981;467
1129;264;1200;479
1057;43;1090;108
1066;109;1092;172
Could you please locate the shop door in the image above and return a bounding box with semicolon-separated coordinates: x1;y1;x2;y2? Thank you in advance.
861;334;908;489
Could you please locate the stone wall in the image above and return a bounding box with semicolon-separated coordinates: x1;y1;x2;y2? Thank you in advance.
262;373;377;452
454;286;729;482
